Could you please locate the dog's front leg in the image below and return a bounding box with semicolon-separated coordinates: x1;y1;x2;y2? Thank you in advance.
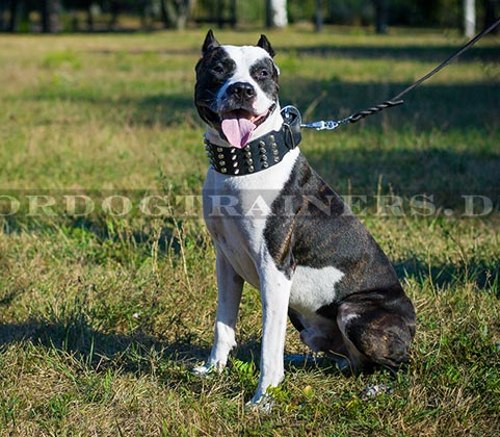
251;263;292;406
194;249;244;375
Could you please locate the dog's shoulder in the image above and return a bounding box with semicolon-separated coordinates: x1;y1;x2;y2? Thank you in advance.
263;153;399;294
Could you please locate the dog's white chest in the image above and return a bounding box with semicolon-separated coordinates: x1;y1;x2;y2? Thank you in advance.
203;148;300;288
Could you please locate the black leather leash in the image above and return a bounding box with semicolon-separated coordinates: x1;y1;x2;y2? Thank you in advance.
301;17;500;131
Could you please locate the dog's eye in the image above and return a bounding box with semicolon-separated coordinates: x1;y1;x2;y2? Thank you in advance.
211;64;225;75
258;69;270;79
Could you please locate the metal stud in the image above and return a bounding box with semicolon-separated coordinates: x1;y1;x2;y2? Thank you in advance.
217;147;223;153
246;158;253;164
230;148;236;153
259;140;265;147
244;145;251;151
231;154;237;161
234;169;240;175
261;155;268;161
219;160;226;166
245;151;252;158
218;153;224;159
274;156;280;163
271;142;278;149
221;167;227;173
263;162;269;168
248;165;255;172
269;135;275;142
272;149;279;156
233;161;238;168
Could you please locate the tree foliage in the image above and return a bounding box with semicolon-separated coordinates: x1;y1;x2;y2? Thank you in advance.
0;0;497;32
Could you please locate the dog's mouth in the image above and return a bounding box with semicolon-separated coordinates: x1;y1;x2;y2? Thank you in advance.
219;104;275;148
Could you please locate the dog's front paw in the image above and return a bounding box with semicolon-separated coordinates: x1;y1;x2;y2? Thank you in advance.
192;364;213;376
245;392;275;413
192;361;225;377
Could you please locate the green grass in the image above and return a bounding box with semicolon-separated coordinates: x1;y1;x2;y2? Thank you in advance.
0;26;499;435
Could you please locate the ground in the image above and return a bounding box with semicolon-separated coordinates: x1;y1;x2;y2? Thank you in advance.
0;27;499;436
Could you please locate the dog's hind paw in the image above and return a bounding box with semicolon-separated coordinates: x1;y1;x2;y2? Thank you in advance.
360;383;393;400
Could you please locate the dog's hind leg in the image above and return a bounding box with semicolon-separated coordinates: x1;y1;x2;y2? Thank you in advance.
337;287;416;371
193;249;244;375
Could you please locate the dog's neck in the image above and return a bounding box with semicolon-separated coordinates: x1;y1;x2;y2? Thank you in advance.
204;104;284;148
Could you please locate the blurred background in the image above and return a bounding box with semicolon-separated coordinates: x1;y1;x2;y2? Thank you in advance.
1;0;498;36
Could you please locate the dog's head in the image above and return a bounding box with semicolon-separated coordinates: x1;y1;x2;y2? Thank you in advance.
195;30;281;148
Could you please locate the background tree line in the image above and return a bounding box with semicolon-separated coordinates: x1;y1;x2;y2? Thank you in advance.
0;0;497;34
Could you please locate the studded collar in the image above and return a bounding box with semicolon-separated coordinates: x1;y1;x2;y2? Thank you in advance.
204;106;302;176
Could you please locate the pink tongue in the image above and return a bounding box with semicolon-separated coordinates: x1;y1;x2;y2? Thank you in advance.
221;117;256;148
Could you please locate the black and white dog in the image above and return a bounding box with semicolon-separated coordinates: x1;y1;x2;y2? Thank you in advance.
193;30;415;406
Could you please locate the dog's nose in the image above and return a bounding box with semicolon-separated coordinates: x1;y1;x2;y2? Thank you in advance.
227;82;256;100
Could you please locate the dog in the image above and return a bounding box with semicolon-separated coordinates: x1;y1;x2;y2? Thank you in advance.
193;30;416;407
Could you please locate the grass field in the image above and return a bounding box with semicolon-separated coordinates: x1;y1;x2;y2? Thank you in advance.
0;27;499;436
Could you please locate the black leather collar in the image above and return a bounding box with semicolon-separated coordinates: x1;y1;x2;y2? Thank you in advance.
205;106;302;176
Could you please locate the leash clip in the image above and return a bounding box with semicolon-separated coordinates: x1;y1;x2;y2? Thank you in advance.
283;104;344;132
301;120;340;131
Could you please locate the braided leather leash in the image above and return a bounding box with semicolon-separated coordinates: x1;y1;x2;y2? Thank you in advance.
301;17;500;131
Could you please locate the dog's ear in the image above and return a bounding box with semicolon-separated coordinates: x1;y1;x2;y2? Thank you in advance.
257;34;275;58
202;29;220;55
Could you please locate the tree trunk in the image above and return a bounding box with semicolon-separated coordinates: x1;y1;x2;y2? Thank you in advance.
0;1;6;31
87;10;94;31
216;0;223;28
160;0;171;28
175;0;192;30
86;2;94;31
265;0;288;28
373;0;388;34
109;1;120;30
315;0;323;32
8;0;19;32
463;0;476;38
229;0;237;28
160;0;193;30
483;0;497;33
41;0;61;33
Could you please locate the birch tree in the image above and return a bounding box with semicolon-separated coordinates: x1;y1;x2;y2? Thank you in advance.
265;0;287;28
463;0;476;38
